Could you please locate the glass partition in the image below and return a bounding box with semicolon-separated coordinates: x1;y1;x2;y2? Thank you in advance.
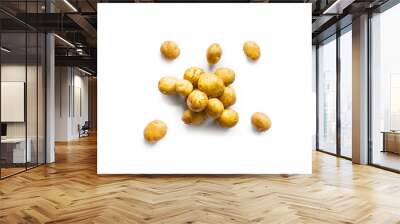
0;2;46;179
317;36;337;154
0;31;28;177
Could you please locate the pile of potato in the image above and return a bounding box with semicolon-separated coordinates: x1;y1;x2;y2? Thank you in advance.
143;41;271;143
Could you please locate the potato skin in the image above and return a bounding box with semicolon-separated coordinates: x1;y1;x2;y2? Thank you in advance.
158;76;177;95
243;41;261;60
182;110;208;125
217;109;239;128
143;120;168;142
160;41;180;60
207;43;222;65
251;112;271;132
206;98;224;118
186;90;208;112
175;79;193;97
218;86;236;108
197;73;225;98
183;67;204;87
214;67;235;86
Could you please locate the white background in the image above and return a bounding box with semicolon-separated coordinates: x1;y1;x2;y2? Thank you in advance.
98;3;312;174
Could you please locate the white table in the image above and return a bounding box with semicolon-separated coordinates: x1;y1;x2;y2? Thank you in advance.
1;138;31;163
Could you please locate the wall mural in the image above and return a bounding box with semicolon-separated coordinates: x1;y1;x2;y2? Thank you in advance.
98;3;312;174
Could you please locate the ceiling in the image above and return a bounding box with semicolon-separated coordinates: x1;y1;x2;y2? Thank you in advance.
0;0;393;74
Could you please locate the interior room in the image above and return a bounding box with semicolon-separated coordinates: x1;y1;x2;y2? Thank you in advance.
1;0;400;223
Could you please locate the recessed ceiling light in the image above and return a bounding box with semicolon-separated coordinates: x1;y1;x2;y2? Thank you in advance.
78;67;93;76
1;47;11;53
63;0;78;12
54;34;75;48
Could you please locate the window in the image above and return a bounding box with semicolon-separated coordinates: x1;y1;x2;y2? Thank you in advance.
340;28;352;158
370;3;400;171
318;36;337;154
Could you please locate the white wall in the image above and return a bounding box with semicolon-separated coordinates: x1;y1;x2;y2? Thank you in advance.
55;67;89;141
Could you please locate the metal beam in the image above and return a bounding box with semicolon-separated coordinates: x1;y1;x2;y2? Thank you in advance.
55;55;96;69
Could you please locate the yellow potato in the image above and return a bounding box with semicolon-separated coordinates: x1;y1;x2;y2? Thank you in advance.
158;76;177;95
214;67;235;86
186;90;208;112
143;120;168;143
160;40;180;60
217;109;239;128
207;43;222;65
182;110;208;125
243;41;261;60
175;79;193;97
251;112;271;132
206;98;224;118
197;72;225;98
183;67;204;87
218;86;236;107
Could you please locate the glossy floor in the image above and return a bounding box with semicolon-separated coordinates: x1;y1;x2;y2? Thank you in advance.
0;135;400;223
373;150;400;171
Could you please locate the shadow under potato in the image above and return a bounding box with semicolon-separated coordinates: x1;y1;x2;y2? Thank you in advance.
161;93;184;107
245;56;258;64
183;118;230;134
160;53;175;63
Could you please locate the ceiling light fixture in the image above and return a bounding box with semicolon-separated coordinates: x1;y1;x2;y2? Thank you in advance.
54;34;75;48
78;67;93;76
1;47;11;53
63;0;78;12
323;0;354;15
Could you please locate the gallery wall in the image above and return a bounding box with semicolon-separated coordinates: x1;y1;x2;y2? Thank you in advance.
98;4;312;174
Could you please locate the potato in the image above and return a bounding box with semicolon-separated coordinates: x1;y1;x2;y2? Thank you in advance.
186;90;208;112
182;110;208;125
183;67;204;87
158;76;177;95
217;109;239;128
160;41;180;60
197;73;225;98
251;112;271;132
206;98;224;118
175;79;193;97
143;120;168;143
207;43;222;65
214;67;235;86
218;86;236;107
243;41;261;60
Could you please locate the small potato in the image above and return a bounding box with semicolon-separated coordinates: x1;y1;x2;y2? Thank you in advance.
183;67;204;87
217;109;239;128
207;43;222;65
143;120;168;143
214;67;235;86
160;41;180;60
182;110;208;125
198;73;225;98
175;79;193;97
186;90;208;112
218;86;236;108
251;112;271;132
243;41;261;60
158;76;177;95
206;98;224;118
